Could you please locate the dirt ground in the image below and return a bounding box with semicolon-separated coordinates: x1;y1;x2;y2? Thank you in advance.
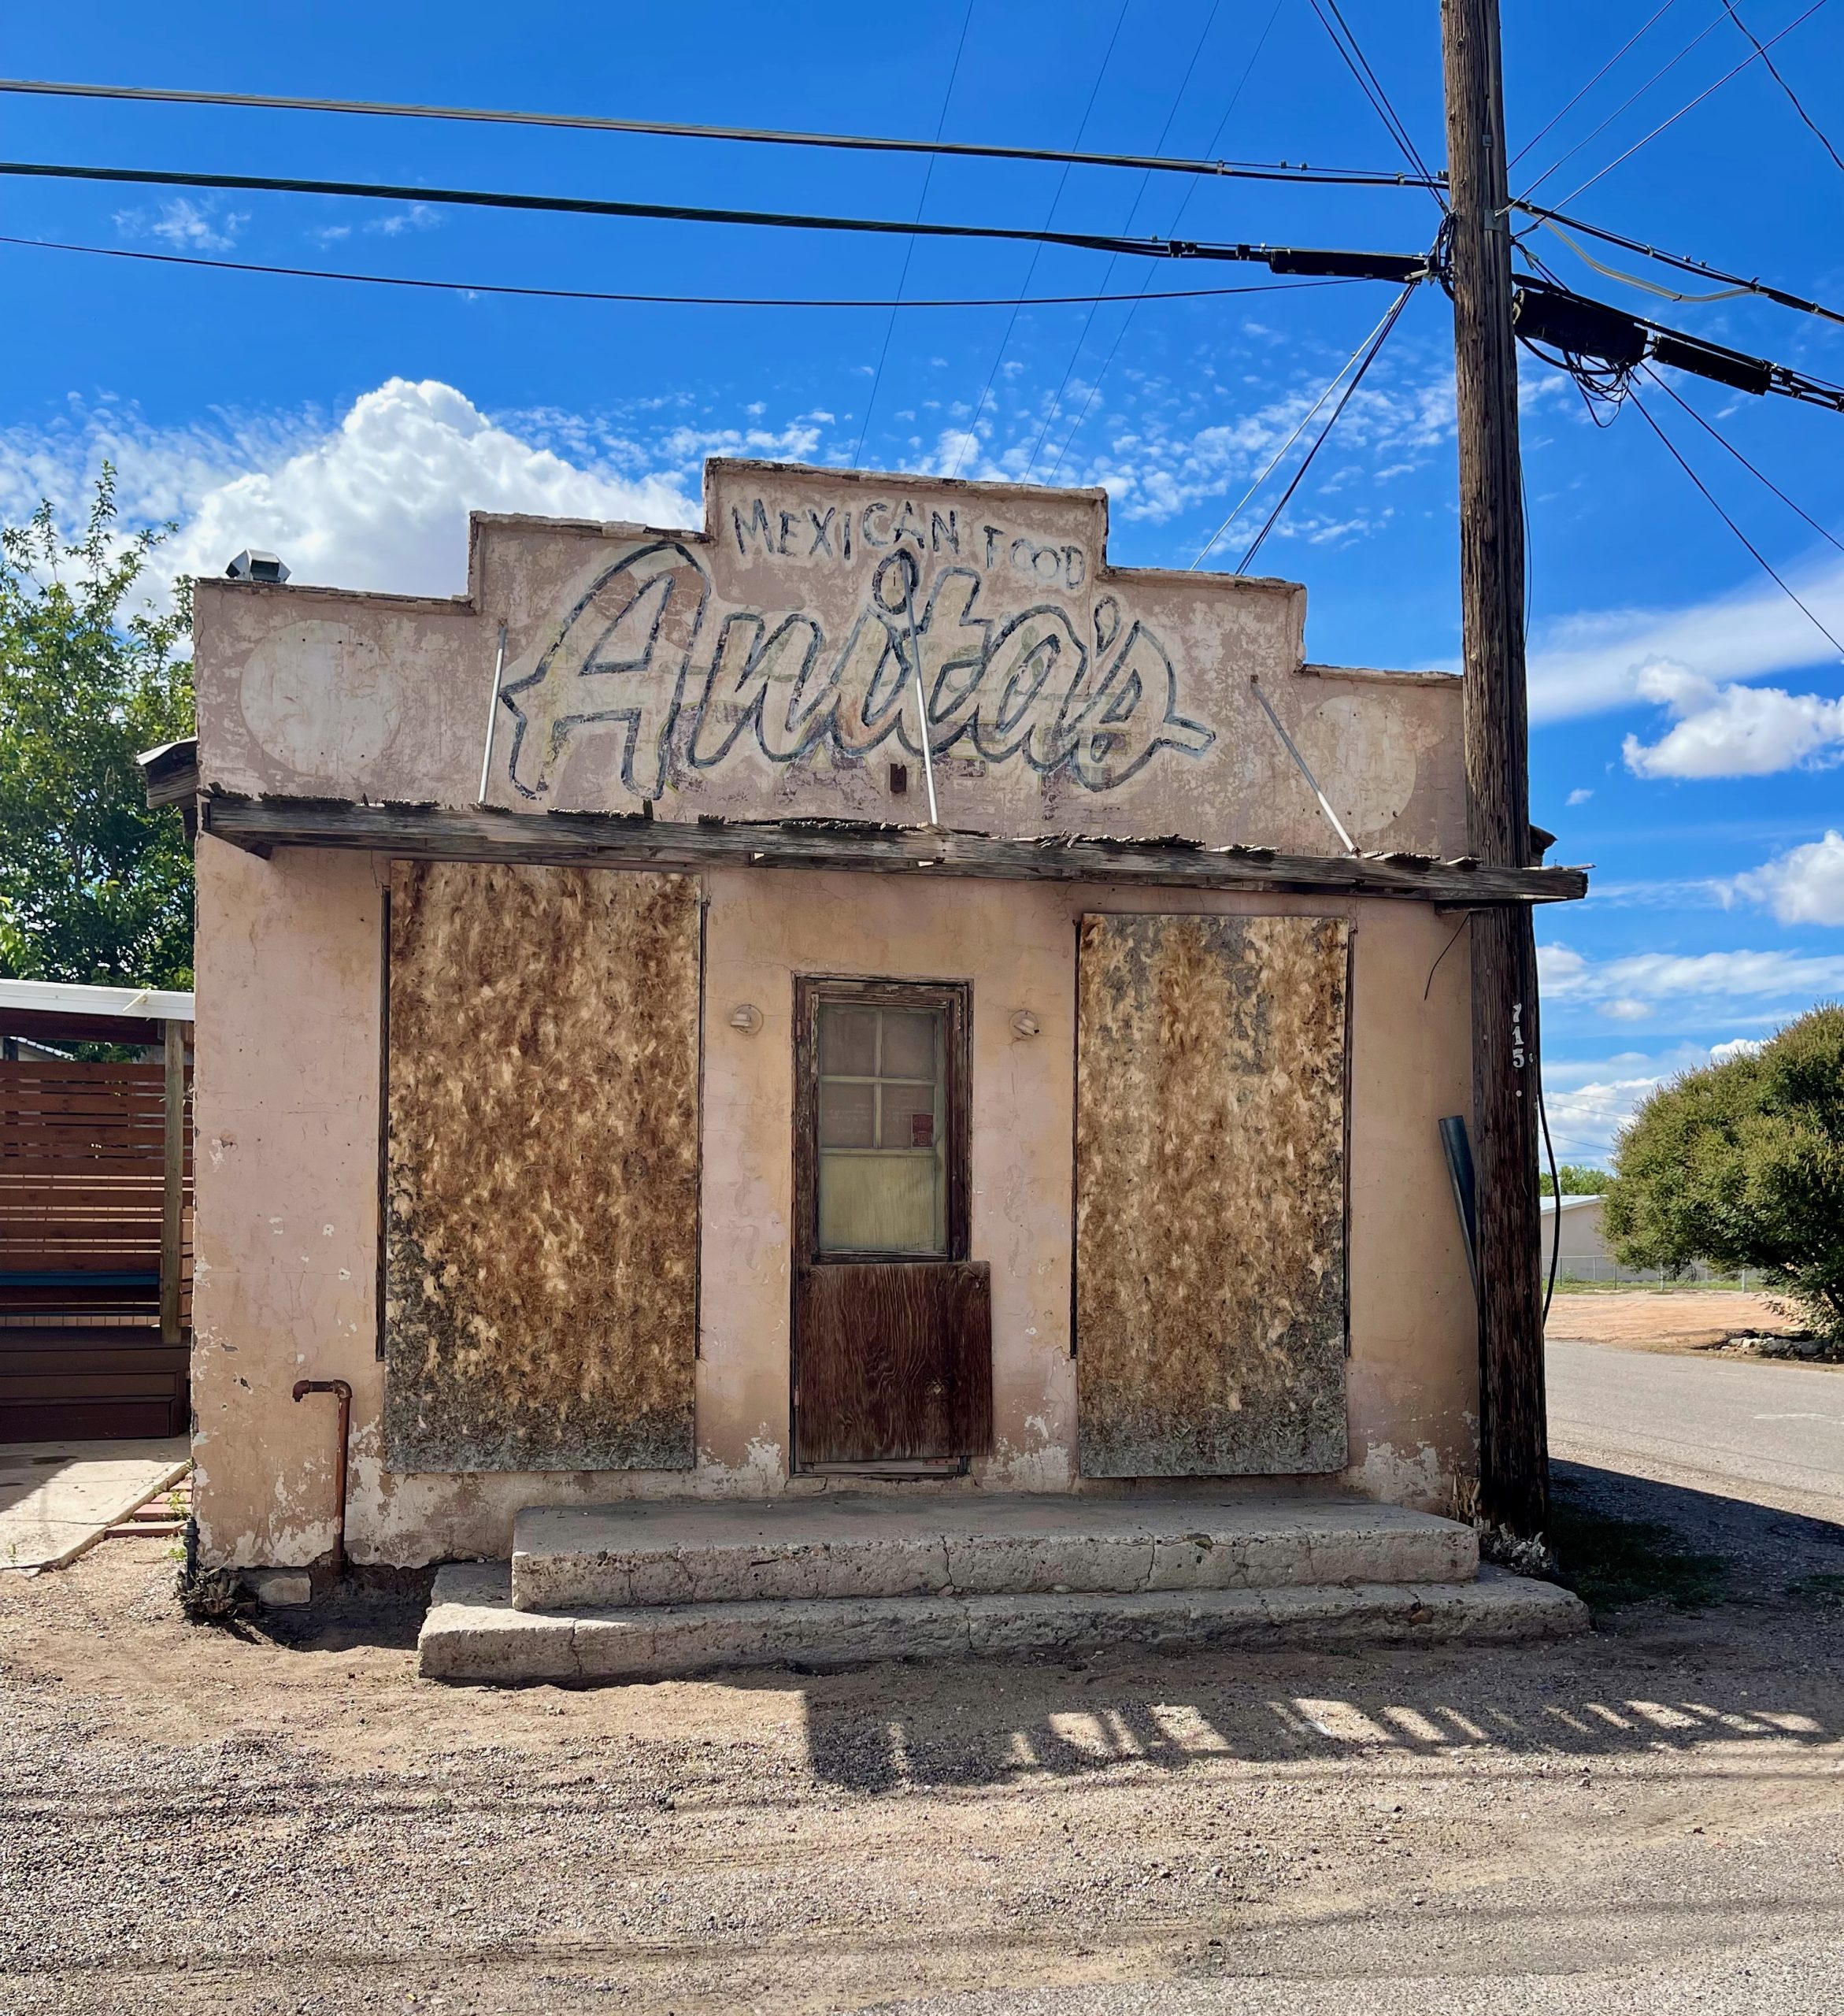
1543;1289;1805;1351
7;1462;1844;2016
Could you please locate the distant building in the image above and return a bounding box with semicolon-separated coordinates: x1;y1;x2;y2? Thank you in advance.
1541;1193;1611;1278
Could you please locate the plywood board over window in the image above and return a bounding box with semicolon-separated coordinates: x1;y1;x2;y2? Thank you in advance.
1075;913;1350;1478
383;862;700;1472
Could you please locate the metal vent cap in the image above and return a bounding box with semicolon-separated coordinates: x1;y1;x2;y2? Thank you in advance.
226;549;291;584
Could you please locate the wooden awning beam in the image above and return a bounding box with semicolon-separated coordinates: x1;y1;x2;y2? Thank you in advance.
201;795;1588;906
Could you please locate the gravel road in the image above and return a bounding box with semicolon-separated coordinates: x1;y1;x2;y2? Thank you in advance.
7;1457;1844;2016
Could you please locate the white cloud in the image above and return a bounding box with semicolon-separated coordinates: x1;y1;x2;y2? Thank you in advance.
1601;998;1654;1021
0;380;707;601
1541;1036;1776;1159
115;198;248;253
1727;831;1844;925
159;380;701;596
1564;787;1593;806
1541;1071;1664;1160
366;203;439;237
1539;939;1844;1007
1526;556;1844;726
1621;661;1844;778
923;351;1460;532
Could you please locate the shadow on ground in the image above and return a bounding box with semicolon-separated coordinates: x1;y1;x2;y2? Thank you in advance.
793;1466;1844;1796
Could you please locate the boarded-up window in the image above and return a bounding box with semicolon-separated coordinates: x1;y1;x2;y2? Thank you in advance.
1075;913;1350;1478
382;863;700;1472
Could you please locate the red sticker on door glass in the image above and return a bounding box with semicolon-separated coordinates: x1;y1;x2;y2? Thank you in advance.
910;1112;935;1147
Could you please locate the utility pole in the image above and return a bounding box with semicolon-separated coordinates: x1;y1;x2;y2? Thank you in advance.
1440;0;1549;1536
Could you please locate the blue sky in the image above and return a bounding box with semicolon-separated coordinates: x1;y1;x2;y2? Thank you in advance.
5;0;1843;1160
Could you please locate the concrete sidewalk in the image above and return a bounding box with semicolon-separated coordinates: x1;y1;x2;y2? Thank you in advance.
0;1437;191;1572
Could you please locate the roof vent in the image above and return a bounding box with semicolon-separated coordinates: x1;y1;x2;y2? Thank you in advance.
226;549;291;584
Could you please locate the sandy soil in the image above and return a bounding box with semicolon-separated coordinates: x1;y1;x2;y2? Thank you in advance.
7;1467;1844;2016
1543;1290;1805;1351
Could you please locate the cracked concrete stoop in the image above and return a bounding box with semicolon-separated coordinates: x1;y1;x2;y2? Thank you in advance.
417;1496;1587;1684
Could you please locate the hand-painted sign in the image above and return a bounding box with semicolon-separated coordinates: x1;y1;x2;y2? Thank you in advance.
498;486;1215;804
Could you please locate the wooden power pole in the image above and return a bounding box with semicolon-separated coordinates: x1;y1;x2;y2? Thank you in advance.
1441;0;1549;1536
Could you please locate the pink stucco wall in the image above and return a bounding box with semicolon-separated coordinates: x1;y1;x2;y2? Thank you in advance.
191;839;1476;1568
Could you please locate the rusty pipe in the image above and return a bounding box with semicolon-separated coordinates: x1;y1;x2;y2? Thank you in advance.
291;1377;353;1581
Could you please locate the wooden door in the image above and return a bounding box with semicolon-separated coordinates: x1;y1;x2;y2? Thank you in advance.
792;979;992;1467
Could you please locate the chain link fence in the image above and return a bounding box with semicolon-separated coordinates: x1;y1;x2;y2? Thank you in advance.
1551;1256;1761;1288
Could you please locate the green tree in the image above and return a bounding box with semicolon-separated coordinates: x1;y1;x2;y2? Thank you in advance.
0;470;194;987
1540;1162;1610;1196
1604;1006;1844;1339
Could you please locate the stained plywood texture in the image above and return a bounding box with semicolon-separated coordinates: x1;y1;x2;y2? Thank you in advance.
1075;913;1350;1477
383;863;700;1472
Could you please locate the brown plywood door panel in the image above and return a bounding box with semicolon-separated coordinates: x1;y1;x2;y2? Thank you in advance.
1075;913;1350;1478
795;1259;993;1465
383;862;701;1472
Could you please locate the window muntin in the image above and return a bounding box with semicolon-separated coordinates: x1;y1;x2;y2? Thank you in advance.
815;1001;947;1254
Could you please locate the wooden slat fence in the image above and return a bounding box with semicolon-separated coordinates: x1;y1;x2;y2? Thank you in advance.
0;1058;191;1438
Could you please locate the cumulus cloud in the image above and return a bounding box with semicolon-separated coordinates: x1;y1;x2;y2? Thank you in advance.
1726;830;1844;925
1565;787;1593;806
0;380;724;601
1541;1070;1666;1160
1542;1036;1780;1159
1526;556;1844;726
154;380;702;596
1621;661;1844;778
1539;939;1844;1010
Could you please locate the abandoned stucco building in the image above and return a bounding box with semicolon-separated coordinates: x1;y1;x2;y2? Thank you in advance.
178;458;1584;1664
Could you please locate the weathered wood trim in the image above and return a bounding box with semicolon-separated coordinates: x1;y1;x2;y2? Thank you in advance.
201;796;1587;906
159;1019;187;1347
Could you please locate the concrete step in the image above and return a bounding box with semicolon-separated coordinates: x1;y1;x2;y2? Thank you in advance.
420;1562;1587;1684
510;1495;1479;1613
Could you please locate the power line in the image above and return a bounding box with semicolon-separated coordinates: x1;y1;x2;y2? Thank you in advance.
0;158;1427;265
1513;6;1729;201
1513;198;1844;329
852;1;976;467
945;0;1133;480
1642;364;1844;555
1546;0;1831;211
1717;0;1844;174
0;230;1364;310
1021;0;1227;481
1190;287;1410;567
1627;383;1844;658
0;75;1439;189
1307;0;1447;206
1235;282;1417;573
1509;0;1683;168
1042;0;1290;483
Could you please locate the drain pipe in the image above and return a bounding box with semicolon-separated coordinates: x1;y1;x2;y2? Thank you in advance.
291;1378;353;1581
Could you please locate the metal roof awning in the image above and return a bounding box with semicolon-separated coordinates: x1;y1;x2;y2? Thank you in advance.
0;978;195;1047
200;795;1588;906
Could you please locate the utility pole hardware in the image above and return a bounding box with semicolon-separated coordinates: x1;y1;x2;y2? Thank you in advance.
1441;0;1550;1537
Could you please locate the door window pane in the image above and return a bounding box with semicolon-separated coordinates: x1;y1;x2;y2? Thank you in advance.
818;1078;875;1148
879;1010;938;1080
819;1005;879;1075
816;1000;946;1254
